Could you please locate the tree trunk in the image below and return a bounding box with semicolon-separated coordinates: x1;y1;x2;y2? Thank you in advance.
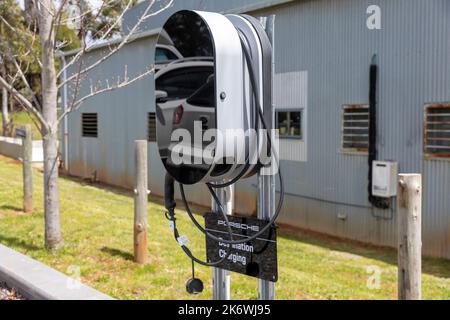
24;0;35;26
43;131;61;250
39;1;62;251
1;62;9;137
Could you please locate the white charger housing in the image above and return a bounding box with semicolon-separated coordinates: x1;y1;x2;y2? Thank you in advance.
155;10;270;185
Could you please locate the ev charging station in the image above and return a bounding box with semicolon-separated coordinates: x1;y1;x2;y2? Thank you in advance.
155;10;282;300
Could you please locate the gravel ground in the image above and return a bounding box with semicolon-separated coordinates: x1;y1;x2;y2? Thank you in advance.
0;282;25;300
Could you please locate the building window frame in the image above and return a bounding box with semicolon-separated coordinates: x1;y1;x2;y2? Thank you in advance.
424;103;450;159
275;108;303;140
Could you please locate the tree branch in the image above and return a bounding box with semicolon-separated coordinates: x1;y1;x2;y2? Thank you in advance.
0;75;48;130
59;0;111;25
35;0;56;18
0;14;43;68
57;0;134;78
58;0;174;88
58;64;155;123
11;58;42;110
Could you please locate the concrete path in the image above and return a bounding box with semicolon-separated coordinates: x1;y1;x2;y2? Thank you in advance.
0;244;113;300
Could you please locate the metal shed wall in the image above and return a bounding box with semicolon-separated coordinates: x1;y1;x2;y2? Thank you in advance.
121;0;296;34
64;0;450;259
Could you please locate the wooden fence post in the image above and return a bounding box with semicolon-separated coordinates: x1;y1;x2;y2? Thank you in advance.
397;174;422;300
22;125;33;213
134;140;149;264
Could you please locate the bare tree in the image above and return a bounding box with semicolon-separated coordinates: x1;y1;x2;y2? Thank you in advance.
0;0;173;251
0;7;10;137
0;0;30;137
1;60;9;136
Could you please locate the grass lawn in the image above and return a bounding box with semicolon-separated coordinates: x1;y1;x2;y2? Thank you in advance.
0;155;449;300
0;112;41;140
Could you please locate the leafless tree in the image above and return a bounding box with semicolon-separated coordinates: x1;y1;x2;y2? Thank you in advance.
1;59;9;136
0;0;173;251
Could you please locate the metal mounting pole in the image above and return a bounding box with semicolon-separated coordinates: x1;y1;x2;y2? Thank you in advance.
257;173;276;300
59;54;69;172
258;14;276;301
212;185;233;300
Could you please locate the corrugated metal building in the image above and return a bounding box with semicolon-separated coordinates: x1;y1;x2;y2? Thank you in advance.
61;0;450;259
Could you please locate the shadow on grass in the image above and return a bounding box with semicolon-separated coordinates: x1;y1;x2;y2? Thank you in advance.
59;172;211;212
0;205;23;212
0;235;41;252
59;173;133;198
101;247;134;261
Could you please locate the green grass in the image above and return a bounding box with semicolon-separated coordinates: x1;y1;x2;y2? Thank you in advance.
0;155;449;300
0;112;41;140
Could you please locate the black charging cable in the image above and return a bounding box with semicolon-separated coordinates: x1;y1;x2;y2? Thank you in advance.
164;174;233;267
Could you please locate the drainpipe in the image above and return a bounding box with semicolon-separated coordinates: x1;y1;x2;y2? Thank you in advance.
59;53;69;172
368;54;389;210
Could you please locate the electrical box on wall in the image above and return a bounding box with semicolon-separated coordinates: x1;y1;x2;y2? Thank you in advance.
372;161;398;198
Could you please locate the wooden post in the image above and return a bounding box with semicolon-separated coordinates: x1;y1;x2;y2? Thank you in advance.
134;140;149;264
22;125;33;213
397;174;422;300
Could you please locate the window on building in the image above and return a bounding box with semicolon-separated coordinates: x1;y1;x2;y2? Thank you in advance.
148;112;157;142
276;110;302;139
424;104;450;158
342;104;369;153
82;113;98;138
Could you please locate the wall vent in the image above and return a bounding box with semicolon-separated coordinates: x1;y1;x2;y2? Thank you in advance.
148;112;157;142
424;104;450;158
82;113;98;138
342;104;369;153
